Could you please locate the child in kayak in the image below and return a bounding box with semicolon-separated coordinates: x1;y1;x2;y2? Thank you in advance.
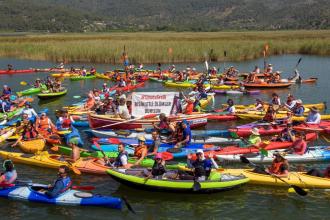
12;121;43;147
45;165;72;198
0;160;17;184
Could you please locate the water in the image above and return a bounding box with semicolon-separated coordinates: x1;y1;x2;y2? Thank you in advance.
0;55;330;219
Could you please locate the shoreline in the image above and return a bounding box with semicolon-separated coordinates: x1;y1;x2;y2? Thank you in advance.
0;30;329;64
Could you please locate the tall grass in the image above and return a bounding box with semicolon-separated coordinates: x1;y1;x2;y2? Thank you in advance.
0;30;329;64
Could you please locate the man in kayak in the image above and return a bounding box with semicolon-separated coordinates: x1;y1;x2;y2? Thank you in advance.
0;96;13;112
285;132;307;155
0;160;17;184
185;149;215;181
2;85;12;97
133;136;148;166
56;109;75;131
97;143;131;169
262;105;276;123
7;64;13;71
45;165;72;198
306;107;321;124
265;151;289;178
266;64;273;74
116;98;131;120
291;99;304;116
147;131;161;156
174;120;191;148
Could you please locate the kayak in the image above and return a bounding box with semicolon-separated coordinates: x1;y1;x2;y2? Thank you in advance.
109;82;145;92
0;69;36;75
0;107;24;120
218;169;330;189
216;146;330;164
224;102;327;111
37;89;67;100
18;139;46;153
207;112;238;121
236;113;330;121
164;81;238;90
280;77;318;84
149;77;163;83
54;145;184;169
69;75;97;81
213;89;260;95
0;184;122;209
243;83;292;89
17;84;47;96
107;168;249;193
95;73;111;80
0;151;109;175
0;128;16;143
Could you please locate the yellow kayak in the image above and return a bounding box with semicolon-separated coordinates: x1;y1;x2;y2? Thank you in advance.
200;94;214;109
220;169;330;189
164;81;238;90
236;113;330;121
18;139;46;153
95;73;111;80
51;72;79;78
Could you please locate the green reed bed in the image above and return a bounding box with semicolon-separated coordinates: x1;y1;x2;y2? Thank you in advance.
0;31;329;64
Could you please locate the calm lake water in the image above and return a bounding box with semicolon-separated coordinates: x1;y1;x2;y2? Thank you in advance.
0;55;330;220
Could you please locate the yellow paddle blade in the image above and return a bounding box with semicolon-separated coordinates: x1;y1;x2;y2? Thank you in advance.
68;162;81;175
20;81;27;86
50;146;59;152
288;187;309;193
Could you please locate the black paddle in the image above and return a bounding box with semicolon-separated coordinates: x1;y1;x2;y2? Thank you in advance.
122;196;136;214
193;178;201;192
239;156;308;196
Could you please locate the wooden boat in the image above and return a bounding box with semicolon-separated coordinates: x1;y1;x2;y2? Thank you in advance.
88;113;209;130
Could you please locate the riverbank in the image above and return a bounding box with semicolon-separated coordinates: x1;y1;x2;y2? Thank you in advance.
0;30;329;64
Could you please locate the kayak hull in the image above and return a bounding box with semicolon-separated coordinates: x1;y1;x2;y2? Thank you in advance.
18;139;46;153
37;89;67;99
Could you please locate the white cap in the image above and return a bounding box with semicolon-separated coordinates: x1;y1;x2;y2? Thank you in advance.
196;149;204;154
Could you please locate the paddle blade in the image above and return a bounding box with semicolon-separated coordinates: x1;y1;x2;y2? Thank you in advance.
240;156;250;164
72;186;95;190
50;146;59;152
291;185;308;196
20;81;27;86
193;180;201;191
161;152;174;161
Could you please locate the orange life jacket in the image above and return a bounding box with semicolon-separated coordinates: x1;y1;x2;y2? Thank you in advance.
269;160;285;175
37;117;51;130
185;101;194;114
134;145;147;158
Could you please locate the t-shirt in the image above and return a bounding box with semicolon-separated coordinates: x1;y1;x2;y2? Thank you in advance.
22;108;38;118
183;126;192;145
306;112;321;124
119;154;128;165
117;105;131;119
226;106;236;114
148;138;161;153
293;140;307;155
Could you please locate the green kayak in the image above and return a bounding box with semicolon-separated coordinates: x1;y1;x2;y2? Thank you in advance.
0;107;23;120
107;168;249;193
17;84;47;96
55;145;183;169
70;75;96;81
149;77;163;83
37;89;67;100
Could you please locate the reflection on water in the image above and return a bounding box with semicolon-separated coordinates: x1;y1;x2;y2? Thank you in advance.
0;55;330;219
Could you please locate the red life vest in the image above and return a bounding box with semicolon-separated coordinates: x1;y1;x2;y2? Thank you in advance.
62;118;72;129
269;160;285;175
23;129;38;140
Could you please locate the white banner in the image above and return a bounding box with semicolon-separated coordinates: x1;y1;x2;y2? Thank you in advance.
132;92;179;117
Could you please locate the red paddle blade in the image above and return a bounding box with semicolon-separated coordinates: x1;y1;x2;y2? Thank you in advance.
108;138;121;144
142;113;159;119
0;183;15;188
72;186;95;190
161;152;174;161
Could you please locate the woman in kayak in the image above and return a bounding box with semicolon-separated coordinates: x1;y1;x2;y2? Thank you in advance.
2;85;12;97
143;153;167;179
12;121;42;147
266;151;289;178
45;165;72;198
273;124;296;142
22;102;38;121
262;105;276;123
0;96;14;112
35;112;57;136
306;107;321;124
0;160;17;184
292;99;305;116
285;132;307;155
132;136;148;166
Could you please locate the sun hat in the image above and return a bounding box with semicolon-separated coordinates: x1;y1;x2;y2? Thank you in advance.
138;135;146;142
196;149;204;154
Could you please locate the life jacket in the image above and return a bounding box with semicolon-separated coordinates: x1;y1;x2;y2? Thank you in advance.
158;120;169;130
59;177;72;193
185;101;194;114
3;170;16;183
2;89;11;95
263;112;274;122
151;162;166;177
23;128;38;140
61;118;72;129
37;117;51;130
134;145;147;158
269;160;285;175
114;151;128;167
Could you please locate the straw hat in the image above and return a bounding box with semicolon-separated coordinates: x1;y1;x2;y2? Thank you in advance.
296;99;303;104
251;127;260;135
137;135;146;142
311;106;319;112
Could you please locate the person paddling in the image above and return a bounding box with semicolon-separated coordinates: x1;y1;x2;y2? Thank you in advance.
12;121;42;147
45;165;72;198
0;160;17;184
147;131;161;156
185;149;214;181
266;151;289;178
174;120;191;148
132;136;148;166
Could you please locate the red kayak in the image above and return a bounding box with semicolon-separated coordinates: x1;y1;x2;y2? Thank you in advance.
0;69;36;74
110;82;145;92
207;114;238;121
193;132;317;159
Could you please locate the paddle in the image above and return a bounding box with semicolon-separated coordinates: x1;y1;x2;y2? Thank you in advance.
20;81;28;86
66;160;82;175
93;141;108;158
122;196;136;214
295;57;302;69
240;156;308;196
193;178;202;191
93;113;160;130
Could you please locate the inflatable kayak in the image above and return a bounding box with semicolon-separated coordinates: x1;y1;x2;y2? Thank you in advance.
0;69;36;75
37;89;67;99
18;138;46;153
70;75;96;81
0;107;23;120
107;168;249;193
17;84;47;96
219;169;330;189
217;146;330;164
0;184;122;209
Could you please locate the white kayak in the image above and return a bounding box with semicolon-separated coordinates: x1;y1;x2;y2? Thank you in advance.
216;146;330;164
90;129;241;144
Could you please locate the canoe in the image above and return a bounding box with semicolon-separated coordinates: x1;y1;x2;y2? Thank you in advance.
0;185;122;209
18;139;46;153
0;151;110;175
243;83;291;89
109;82;145;92
164;81;238;90
236;113;330;121
37;89;67;100
54;145;184;169
88;113;208;130
17;84;47;96
216;146;330;164
0;69;36;75
70;75;96;81
0;128;16;143
107;168;249;193
218;169;330;189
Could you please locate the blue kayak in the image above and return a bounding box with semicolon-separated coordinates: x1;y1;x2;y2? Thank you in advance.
0;184;122;209
72;120;89;127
